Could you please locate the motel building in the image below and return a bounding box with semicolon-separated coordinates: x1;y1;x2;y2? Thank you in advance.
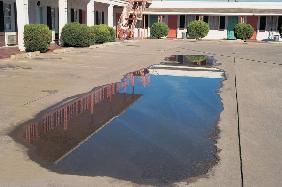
0;0;127;50
141;1;282;41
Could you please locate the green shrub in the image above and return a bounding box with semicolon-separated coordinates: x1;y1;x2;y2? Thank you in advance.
187;20;210;40
61;22;91;47
185;55;208;63
24;24;52;52
150;22;169;39
90;24;111;44
108;26;116;42
88;26;96;45
234;23;254;41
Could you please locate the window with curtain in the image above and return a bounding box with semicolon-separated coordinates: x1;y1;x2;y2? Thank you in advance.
266;16;278;31
3;3;12;31
186;15;195;25
209;16;219;30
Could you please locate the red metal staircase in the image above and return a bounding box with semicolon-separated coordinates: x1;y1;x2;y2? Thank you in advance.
117;0;151;40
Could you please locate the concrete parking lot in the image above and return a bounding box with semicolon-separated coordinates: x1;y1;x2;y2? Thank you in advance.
0;39;281;187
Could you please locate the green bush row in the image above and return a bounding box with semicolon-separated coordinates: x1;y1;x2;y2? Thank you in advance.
23;23;116;52
61;23;116;47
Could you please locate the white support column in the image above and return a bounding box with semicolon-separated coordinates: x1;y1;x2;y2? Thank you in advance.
87;0;95;26
59;0;68;40
16;0;29;51
107;4;114;27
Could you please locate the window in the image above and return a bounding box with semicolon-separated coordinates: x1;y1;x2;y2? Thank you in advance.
4;3;12;31
179;15;185;29
95;11;99;24
219;16;225;30
259;16;266;31
102;11;104;24
209;16;219;30
203;16;209;23
143;15;148;28
266;16;278;31
186;15;195;25
79;9;83;24
74;9;79;22
196;15;200;21
278;16;282;31
51;8;56;29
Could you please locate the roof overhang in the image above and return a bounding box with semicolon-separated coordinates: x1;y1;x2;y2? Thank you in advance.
144;8;282;16
145;1;282;16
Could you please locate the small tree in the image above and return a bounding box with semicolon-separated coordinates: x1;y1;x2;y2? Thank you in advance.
234;23;254;42
24;24;52;52
150;22;169;39
187;20;209;40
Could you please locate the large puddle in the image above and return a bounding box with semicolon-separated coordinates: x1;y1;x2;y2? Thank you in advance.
11;55;224;185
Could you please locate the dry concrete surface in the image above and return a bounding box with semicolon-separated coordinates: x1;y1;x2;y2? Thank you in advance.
0;39;281;187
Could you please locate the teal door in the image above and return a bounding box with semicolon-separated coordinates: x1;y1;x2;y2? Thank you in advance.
149;15;158;27
227;16;238;40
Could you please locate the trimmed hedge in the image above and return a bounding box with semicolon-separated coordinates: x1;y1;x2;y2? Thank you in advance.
24;24;52;52
150;22;169;39
187;20;210;40
108;26;116;42
234;23;254;41
61;22;91;47
61;23;116;47
90;24;111;44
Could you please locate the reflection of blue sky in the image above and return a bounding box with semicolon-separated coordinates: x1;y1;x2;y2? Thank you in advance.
56;74;224;183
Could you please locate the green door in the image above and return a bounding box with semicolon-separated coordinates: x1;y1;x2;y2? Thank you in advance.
227;16;238;40
149;15;158;27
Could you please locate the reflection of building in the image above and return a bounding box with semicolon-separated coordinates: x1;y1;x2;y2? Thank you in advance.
0;0;127;49
14;69;150;163
150;65;223;79
141;1;282;41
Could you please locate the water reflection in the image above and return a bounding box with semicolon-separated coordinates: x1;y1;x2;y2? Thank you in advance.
163;55;215;67
12;69;150;163
11;65;223;185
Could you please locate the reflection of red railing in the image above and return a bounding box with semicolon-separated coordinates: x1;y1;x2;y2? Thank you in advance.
24;69;150;144
24;83;120;144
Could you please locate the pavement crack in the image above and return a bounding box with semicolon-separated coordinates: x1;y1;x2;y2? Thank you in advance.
234;57;244;187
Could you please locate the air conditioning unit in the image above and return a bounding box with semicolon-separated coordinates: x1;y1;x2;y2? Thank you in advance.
7;34;17;46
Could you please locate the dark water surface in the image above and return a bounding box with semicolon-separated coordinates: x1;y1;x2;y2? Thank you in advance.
11;67;224;185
